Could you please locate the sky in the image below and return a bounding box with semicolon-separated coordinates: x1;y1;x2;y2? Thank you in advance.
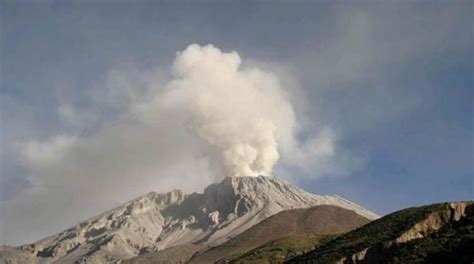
1;0;473;245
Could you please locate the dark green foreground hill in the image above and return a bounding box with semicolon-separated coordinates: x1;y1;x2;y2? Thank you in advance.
288;201;473;264
230;234;336;263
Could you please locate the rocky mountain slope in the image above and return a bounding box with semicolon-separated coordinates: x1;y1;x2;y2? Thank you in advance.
123;243;207;264
188;205;370;263
0;176;378;263
288;201;473;264
126;205;370;264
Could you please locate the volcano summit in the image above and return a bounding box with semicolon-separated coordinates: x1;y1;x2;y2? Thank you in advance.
0;176;378;263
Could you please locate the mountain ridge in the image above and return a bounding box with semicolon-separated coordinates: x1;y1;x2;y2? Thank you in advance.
187;205;371;263
0;176;378;263
288;201;473;264
125;204;371;264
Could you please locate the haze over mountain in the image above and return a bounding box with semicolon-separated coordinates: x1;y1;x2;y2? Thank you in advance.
2;1;472;250
0;43;351;246
1;3;471;264
0;176;377;263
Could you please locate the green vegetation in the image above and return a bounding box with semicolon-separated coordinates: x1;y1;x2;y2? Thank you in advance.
287;202;474;264
230;234;336;264
290;203;445;263
388;214;474;264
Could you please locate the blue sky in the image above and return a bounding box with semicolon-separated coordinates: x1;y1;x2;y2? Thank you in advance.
1;1;473;245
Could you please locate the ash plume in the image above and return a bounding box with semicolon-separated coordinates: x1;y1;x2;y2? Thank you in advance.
159;44;295;177
5;43;341;245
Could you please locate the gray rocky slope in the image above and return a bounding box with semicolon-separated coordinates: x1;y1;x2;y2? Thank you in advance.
1;176;378;263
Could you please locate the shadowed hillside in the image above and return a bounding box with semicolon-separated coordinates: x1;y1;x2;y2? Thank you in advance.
187;205;370;263
230;234;336;263
288;201;473;264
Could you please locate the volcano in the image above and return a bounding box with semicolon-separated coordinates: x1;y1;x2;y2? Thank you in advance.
1;176;378;263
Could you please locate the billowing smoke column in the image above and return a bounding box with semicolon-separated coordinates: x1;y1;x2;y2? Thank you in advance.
161;44;296;177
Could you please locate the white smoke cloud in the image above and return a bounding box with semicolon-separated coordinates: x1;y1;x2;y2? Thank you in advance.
156;44;296;177
2;44;342;245
19;43;343;186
